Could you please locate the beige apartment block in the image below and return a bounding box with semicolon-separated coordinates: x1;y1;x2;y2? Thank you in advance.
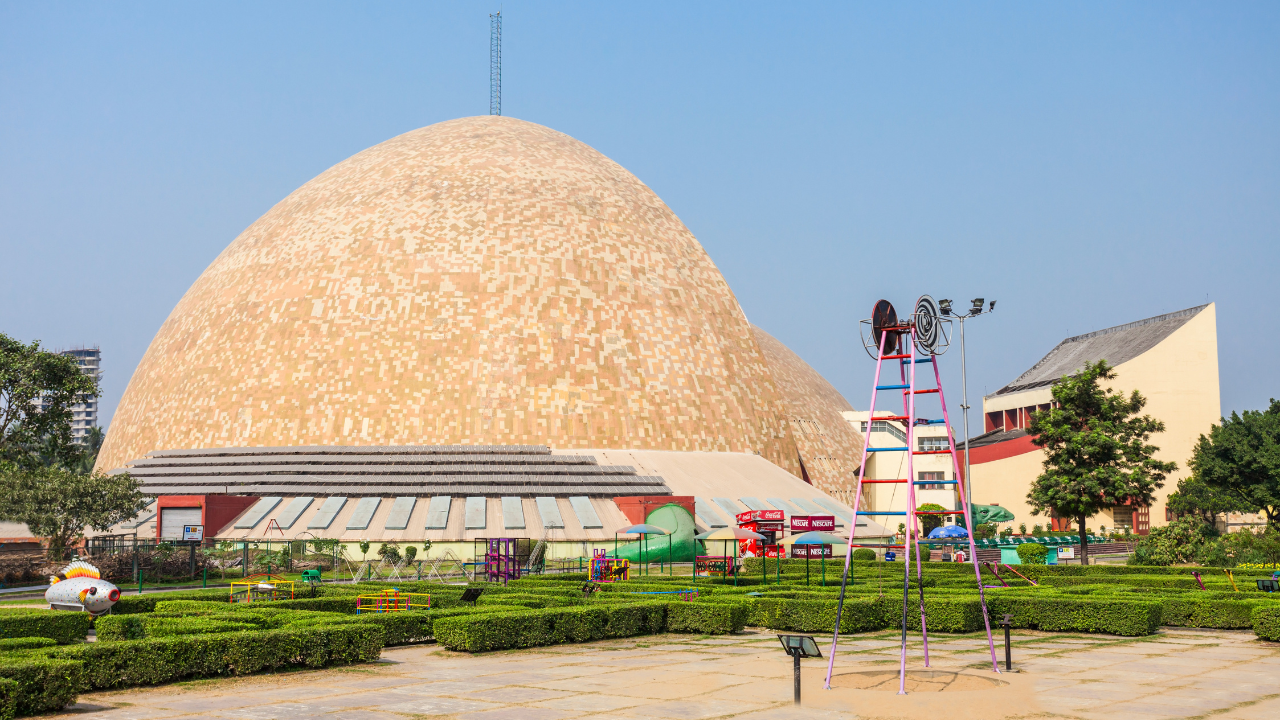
968;304;1237;533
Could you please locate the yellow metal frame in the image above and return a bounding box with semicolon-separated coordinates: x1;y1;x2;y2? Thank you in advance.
230;574;295;603
355;589;431;614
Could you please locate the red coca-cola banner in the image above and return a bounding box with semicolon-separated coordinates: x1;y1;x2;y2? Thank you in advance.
736;509;784;524
790;515;835;532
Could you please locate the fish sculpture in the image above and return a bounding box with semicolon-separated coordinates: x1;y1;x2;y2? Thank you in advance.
45;561;120;616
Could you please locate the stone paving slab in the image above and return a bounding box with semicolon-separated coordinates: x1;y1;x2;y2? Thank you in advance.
47;628;1280;720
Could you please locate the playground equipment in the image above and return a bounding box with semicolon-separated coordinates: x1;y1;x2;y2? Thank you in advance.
300;569;322;584
608;503;699;566
590;549;629;582
826;297;1000;694
476;538;529;585
613;523;670;577
45;561;121;616
694;555;734;578
355;589;430;614
1223;569;1238;592
1191;570;1206;590
230;574;294;603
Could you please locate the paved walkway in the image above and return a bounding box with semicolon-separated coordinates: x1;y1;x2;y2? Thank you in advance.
54;627;1280;719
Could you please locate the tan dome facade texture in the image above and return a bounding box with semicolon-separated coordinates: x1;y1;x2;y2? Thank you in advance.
751;326;865;504
97;117;802;474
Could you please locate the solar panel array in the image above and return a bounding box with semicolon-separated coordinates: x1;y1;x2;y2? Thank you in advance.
122;445;671;498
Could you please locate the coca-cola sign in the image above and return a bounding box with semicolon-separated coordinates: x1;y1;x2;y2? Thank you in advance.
790;515;835;532
736;509;785;524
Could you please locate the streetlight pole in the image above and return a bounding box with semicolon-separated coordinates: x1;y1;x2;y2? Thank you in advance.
939;298;995;524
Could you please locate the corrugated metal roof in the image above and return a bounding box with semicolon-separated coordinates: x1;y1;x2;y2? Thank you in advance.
990;305;1207;397
234;497;280;529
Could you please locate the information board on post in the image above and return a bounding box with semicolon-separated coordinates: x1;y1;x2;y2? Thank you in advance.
182;525;204;542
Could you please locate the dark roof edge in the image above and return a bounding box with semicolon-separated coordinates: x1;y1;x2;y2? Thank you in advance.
987;304;1208;398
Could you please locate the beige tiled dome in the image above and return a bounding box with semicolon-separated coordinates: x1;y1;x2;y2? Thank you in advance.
97;117;801;474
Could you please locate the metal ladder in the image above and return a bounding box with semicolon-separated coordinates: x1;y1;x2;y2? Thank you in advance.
824;321;1000;694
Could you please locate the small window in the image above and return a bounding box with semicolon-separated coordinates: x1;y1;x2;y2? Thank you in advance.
917;471;946;490
917;437;949;452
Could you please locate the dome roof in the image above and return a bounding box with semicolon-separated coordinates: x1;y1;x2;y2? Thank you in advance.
751;326;864;501
97;117;800;474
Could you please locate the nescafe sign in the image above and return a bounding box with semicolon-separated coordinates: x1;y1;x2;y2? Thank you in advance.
790;515;835;532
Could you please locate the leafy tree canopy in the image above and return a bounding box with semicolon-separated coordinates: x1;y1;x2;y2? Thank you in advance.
1166;473;1254;527
1026;360;1177;565
0;334;99;469
1189;399;1280;530
0;465;148;560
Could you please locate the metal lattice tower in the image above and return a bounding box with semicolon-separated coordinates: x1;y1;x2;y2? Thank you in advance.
489;11;501;116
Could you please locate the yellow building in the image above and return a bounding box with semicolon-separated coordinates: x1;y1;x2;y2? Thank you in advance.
968;304;1221;533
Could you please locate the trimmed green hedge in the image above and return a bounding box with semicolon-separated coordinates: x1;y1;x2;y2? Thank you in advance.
435;603;669;652
1162;599;1265;629
0;612;89;645
667;602;748;635
48;624;383;690
0;658;82;716
1253;605;1280;642
987;596;1161;636
0;639;55;653
0;677;15;720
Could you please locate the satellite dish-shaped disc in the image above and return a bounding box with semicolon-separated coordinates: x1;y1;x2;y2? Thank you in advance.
871;300;899;355
914;295;942;355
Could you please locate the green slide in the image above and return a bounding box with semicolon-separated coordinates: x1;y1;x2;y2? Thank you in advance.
607;503;703;563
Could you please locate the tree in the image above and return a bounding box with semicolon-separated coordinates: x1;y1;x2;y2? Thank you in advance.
0;334;98;469
1166;474;1253;528
1026;360;1177;566
0;465;148;560
915;503;949;535
1189;399;1280;530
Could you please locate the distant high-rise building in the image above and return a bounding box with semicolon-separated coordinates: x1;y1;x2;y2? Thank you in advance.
34;347;102;444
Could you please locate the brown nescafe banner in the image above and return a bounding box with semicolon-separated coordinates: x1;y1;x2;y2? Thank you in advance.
790;515;835;532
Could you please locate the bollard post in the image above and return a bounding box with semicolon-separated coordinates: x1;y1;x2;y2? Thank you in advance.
793;650;802;705
1000;613;1013;671
203;568;207;589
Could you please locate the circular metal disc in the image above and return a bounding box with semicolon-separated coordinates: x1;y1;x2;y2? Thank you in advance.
871;300;898;355
914;295;941;355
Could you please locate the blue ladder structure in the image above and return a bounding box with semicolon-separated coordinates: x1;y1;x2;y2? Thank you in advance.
823;302;999;695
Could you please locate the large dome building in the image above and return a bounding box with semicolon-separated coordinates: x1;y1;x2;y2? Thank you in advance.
98;117;876;551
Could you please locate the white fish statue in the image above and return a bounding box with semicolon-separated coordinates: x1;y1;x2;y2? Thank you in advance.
45;561;120;616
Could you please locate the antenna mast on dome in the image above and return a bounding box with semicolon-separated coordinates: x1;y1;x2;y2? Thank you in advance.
489;11;502;116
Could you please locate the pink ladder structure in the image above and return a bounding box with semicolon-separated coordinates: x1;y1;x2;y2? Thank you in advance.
823;297;999;694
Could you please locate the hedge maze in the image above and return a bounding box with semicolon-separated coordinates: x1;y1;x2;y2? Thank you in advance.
0;561;1275;717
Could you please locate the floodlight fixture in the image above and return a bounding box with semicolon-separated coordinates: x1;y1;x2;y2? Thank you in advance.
989;300;997;311
777;634;822;705
969;298;985;315
939;299;952;316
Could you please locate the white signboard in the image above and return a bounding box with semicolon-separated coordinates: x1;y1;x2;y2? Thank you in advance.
182;525;204;542
1057;546;1075;559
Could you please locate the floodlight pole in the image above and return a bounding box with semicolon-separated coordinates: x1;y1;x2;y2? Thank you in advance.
951;303;994;521
793;650;802;705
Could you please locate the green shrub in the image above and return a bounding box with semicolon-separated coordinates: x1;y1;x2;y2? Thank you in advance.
1162;599;1265;629
435;603;669;652
986;596;1161;636
666;602;747;635
94;615;145;641
1016;543;1048;565
0;611;90;645
0;658;83;716
0;677;15;720
851;549;877;562
1253;605;1280;642
110;590;227;614
752;597;889;634
0;638;56;653
48;625;384;690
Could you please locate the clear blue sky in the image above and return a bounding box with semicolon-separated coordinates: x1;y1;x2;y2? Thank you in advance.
2;2;1276;441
